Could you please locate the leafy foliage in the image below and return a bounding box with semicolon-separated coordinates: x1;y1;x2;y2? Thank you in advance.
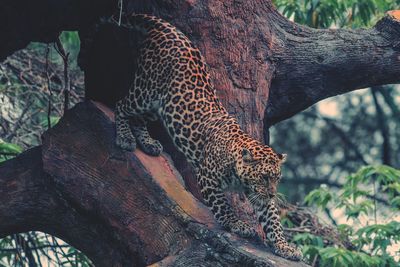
274;0;400;28
0;233;92;267
294;165;400;266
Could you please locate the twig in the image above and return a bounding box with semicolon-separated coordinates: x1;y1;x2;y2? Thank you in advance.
118;0;124;25
378;87;400;122
6;97;34;141
27;233;43;267
54;35;70;114
302;111;370;165
13;234;27;266
45;44;52;129
311;254;318;267
51;235;76;266
44;233;62;265
14;234;38;267
324;208;337;226
283;227;311;233
28;233;54;264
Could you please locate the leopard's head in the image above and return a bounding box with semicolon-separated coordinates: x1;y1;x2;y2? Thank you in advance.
234;145;286;203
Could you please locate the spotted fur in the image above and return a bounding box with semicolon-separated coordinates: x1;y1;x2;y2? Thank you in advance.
114;14;302;261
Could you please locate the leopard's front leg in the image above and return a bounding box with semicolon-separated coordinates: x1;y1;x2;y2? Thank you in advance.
197;171;256;238
255;199;302;261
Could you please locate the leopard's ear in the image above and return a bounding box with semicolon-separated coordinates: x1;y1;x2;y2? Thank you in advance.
278;153;287;163
242;148;254;163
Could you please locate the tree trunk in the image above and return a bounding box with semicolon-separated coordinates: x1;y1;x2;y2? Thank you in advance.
1;0;399;266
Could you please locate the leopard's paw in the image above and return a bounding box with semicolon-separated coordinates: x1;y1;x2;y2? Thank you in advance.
138;139;163;156
116;134;137;151
229;220;257;238
270;242;303;261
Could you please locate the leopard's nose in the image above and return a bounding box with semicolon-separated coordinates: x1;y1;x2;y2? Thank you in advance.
268;189;276;198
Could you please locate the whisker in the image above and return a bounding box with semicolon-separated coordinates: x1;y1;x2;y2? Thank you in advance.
273;193;286;207
253;193;262;206
247;193;259;206
248;193;256;205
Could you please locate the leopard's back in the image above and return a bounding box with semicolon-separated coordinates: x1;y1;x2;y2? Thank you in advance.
123;14;227;165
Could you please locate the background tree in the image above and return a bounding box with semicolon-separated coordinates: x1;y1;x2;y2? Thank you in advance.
270;0;400;265
272;0;400;201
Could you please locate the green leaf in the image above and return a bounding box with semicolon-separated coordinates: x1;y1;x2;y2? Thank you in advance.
304;185;334;208
293;233;325;247
0;140;22;155
40;116;60;128
389;196;400;209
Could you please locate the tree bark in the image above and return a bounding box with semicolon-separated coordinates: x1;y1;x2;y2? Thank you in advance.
0;101;311;266
266;10;400;126
0;146;135;266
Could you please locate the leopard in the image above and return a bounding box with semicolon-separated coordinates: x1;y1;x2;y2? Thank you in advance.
113;13;302;261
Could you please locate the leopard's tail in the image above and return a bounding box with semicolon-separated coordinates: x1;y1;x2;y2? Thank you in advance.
106;13;169;37
79;13;168;68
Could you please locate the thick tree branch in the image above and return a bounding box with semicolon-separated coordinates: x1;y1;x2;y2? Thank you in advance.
0;146;131;266
266;10;400;125
1;101;311;266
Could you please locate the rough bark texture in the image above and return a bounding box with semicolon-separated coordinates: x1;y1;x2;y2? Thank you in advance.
0;146;135;266
0;101;311;267
267;10;400;125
